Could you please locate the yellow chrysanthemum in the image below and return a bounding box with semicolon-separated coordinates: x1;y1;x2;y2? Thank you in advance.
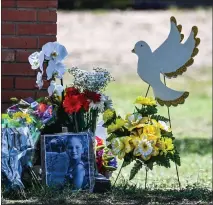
157;137;174;155
103;109;115;123
107;118;125;133
111;136;133;159
134;96;156;106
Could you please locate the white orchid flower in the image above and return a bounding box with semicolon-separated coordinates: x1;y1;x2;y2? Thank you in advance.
46;60;66;80
28;52;40;69
36;72;43;90
28;51;45;74
42;42;68;63
47;81;64;96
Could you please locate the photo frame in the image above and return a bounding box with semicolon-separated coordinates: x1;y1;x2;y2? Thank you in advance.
41;132;95;192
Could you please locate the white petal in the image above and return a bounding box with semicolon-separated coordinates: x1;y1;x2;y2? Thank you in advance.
28;52;40;69
47;81;56;96
46;60;55;80
36;72;43;90
55;62;66;79
55;84;64;96
39;51;45;73
42;42;55;59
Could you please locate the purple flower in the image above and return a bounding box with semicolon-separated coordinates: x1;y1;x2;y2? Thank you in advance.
108;158;117;168
97;149;104;157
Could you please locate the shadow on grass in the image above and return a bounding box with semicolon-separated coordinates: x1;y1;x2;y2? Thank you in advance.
2;184;213;205
174;138;212;155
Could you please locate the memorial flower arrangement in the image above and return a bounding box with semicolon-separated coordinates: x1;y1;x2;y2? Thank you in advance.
103;96;180;180
27;42;114;133
95;136;117;178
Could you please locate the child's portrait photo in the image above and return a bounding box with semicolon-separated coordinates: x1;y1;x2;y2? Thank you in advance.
42;133;94;190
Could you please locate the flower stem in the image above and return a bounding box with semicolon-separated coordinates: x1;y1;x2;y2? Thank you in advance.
74;113;79;132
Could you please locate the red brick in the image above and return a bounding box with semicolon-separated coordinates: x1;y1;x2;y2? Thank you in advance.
2;9;37;22
2;0;16;8
16;50;37;62
2;63;35;76
36;90;48;98
2;77;14;89
17;24;57;35
2;37;37;49
2;90;36;103
17;1;57;8
15;77;37;89
38;36;57;48
1;50;15;62
37;10;57;22
2;23;15;35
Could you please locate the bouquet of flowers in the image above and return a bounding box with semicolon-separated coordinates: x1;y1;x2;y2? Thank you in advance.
27;42;114;134
95;136;117;178
102;96;180;180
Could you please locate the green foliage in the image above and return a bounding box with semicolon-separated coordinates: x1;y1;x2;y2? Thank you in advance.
129;159;143;180
122;153;134;168
169;149;181;166
135;105;158;116
151;114;169;122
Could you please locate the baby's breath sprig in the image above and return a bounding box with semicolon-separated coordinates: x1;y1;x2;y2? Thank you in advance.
68;67;114;92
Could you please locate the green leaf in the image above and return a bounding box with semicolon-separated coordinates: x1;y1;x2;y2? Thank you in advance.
129;160;143;180
122;154;134;168
106;133;117;142
170;149;181;166
96;145;105;151
105;156;115;161
103;165;117;171
151;115;169;122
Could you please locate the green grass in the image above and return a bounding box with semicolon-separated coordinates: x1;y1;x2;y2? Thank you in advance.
2;67;212;204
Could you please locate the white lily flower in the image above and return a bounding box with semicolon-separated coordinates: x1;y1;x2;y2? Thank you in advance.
28;51;45;73
46;60;66;80
36;72;43;90
42;42;68;63
47;81;64;96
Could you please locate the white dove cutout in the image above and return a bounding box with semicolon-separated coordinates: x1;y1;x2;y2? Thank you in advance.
132;16;200;107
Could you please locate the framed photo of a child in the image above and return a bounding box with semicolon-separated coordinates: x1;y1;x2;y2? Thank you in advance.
41;132;95;192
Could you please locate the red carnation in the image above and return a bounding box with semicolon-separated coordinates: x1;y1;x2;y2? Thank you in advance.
84;90;101;103
78;94;90;112
65;87;80;97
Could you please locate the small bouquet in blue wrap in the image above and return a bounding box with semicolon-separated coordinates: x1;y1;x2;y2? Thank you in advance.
1;97;54;196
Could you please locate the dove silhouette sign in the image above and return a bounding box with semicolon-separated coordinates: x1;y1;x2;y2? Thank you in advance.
132;16;200;107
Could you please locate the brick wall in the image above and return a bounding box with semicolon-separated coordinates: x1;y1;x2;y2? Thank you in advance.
1;0;57;112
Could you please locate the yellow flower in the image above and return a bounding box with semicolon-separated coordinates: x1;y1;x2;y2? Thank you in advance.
103;109;115;123
125;113;149;131
143;124;161;138
107;118;125;133
134;96;156;106
157;137;174;155
12;112;33;124
111;136;133;159
133;139;153;161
